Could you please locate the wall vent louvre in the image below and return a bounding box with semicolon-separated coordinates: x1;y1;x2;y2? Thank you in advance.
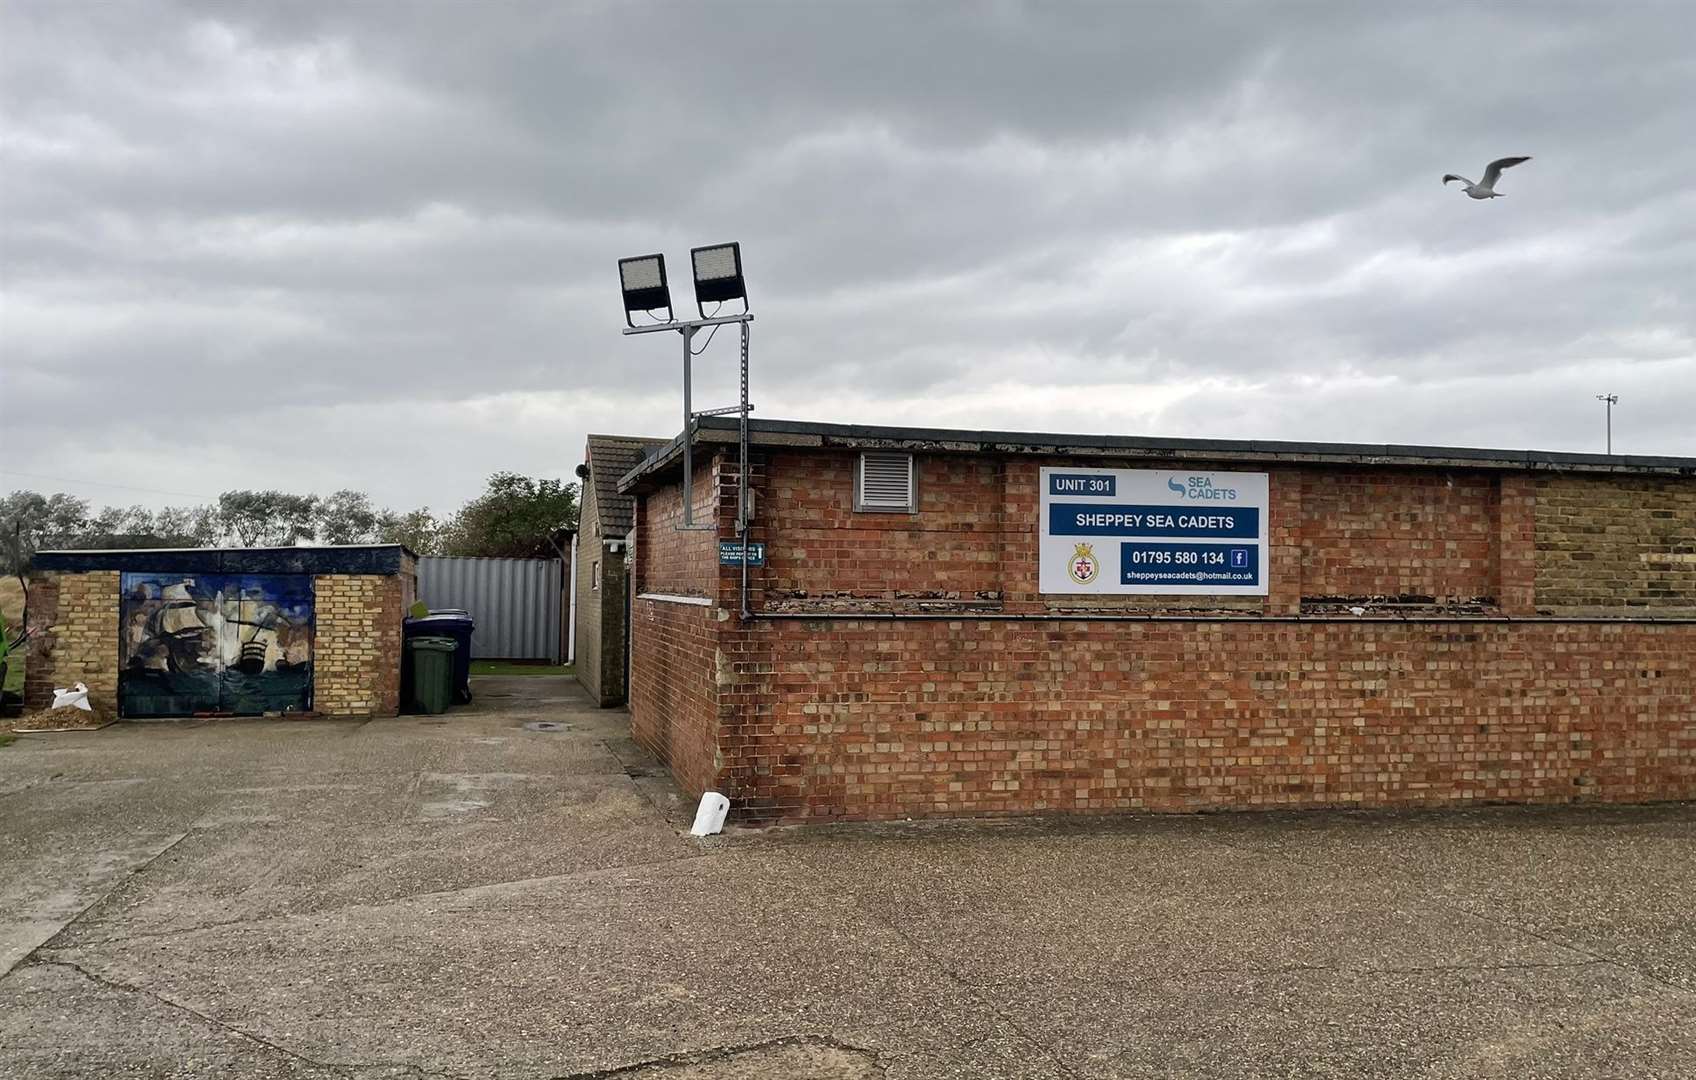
857;452;915;512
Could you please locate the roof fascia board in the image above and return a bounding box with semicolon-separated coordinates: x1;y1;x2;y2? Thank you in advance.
615;417;1696;492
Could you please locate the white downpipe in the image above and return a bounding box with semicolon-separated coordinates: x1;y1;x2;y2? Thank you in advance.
566;533;578;665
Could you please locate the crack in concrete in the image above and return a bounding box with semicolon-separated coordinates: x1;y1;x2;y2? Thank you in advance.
0;778;49;803
1183;958;1612;977
9;712;699;961
845;893;1085;1080
1432;898;1696;998
27;957;475;1080
595;735;697;833
52;849;721;951
1;830;190;978
600;736;670;817
29;957;349;1074
543;1033;886;1079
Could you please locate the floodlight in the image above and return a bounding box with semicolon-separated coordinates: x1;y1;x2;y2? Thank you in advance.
619;253;672;327
690;242;746;317
614;242;755;542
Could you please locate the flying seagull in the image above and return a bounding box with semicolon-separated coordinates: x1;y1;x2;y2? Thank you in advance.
1443;156;1531;199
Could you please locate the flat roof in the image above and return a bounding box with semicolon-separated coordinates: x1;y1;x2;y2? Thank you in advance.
619;416;1696;491
32;544;417;575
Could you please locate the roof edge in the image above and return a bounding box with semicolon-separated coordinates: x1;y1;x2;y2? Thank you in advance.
586;433;670;447
618;417;1696;492
31;543;418;575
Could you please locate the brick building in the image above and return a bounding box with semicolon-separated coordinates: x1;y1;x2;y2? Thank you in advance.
574;434;666;706
620;417;1696;823
24;545;417;721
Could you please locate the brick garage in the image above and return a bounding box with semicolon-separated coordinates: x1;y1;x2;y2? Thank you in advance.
621;418;1696;823
23;545;416;722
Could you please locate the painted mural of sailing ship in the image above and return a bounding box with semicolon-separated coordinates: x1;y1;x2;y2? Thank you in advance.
144;580;209;673
227;593;290;675
119;572;315;716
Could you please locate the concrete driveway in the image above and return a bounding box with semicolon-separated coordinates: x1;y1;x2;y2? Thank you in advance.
2;675;1693;1078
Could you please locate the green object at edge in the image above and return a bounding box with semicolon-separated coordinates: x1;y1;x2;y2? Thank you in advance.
408;600;429;619
0;615;12;699
409;636;457;715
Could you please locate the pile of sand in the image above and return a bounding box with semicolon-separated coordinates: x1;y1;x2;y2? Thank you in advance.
8;699;115;731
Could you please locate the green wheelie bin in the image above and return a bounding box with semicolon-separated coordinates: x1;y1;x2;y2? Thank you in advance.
408;636;457;715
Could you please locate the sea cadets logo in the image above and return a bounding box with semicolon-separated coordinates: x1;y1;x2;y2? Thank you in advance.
1067;542;1100;585
1169;474;1239;501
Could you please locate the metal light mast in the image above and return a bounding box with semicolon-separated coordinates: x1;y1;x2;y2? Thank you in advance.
617;245;756;617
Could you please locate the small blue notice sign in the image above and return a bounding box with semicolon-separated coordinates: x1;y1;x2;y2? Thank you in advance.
718;541;766;567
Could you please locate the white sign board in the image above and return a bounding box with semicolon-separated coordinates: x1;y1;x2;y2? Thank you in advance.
1038;467;1270;595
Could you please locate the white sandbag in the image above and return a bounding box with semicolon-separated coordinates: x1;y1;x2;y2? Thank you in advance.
689;791;731;836
51;682;92;712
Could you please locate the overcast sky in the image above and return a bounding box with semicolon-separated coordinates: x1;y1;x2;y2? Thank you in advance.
3;1;1693;516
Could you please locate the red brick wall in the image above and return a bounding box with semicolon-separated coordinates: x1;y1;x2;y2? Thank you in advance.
1494;473;1538;615
628;452;727;795
626;445;1696;820
1298;469;1496;603
20;572;61;711
718;617;1696;821
627;596;721;797
635;452;721;600
752;455;1519;614
762;452;1006;601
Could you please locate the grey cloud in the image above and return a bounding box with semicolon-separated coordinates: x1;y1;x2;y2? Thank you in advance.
2;1;1692;515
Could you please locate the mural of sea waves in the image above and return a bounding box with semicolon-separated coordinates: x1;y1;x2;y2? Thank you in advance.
119;572;314;717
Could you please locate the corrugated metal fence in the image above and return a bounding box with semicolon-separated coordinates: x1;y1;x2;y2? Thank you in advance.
416;556;563;661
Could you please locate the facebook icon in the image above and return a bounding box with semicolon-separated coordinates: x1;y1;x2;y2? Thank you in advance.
1230;548;1249;569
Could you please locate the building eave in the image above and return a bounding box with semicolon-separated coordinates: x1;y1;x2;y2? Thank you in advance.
617;416;1696;493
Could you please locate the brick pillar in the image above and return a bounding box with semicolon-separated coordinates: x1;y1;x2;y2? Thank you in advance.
312;574;403;716
1268;469;1304;614
22;570;119;721
1001;458;1041;612
21;572;63;712
1494;473;1537;615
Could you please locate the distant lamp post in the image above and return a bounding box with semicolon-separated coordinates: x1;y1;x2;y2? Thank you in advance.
1596;393;1619;454
618;254;672;327
689;242;747;318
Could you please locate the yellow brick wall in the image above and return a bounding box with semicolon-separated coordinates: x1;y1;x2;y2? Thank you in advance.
23;570;120;719
1535;474;1696;614
312;574;404;717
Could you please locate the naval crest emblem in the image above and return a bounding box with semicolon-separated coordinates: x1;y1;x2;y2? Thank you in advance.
1067;542;1100;585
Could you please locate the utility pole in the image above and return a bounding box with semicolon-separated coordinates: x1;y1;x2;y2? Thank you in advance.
1595;394;1618;454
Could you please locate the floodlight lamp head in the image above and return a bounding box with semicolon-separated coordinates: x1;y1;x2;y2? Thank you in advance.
619;253;672;327
690;242;747;318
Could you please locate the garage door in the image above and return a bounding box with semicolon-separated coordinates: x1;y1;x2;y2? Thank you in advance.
118;572;314;718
